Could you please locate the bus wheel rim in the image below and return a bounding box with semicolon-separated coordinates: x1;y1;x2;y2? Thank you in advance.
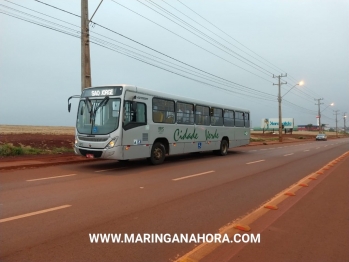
154;148;162;159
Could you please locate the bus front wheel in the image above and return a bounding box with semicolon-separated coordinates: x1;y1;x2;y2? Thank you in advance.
149;142;166;165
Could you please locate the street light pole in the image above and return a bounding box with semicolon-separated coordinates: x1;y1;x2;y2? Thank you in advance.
344;113;347;134
315;98;324;133
333;110;340;137
273;74;287;142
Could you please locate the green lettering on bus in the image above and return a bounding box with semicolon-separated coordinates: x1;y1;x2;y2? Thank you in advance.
174;128;198;141
205;129;219;140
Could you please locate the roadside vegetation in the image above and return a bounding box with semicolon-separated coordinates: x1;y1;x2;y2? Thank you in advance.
0;143;73;157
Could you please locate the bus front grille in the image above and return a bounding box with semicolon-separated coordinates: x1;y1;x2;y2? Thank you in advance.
78;136;109;142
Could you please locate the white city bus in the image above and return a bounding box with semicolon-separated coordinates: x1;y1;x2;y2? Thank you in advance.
68;85;250;165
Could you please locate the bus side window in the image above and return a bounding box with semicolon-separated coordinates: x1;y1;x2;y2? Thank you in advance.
244;112;250;127
153;98;175;124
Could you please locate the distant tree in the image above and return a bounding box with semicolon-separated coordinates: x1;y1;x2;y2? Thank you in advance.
329;128;335;132
307;124;313;131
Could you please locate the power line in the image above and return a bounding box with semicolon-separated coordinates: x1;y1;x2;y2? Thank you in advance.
176;0;287;74
0;7;276;102
160;0;284;75
29;0;276;95
141;0;275;75
110;0;274;83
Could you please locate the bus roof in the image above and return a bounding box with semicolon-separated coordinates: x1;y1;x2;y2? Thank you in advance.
84;84;250;113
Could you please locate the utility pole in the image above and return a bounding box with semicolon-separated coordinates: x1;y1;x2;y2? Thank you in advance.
273;74;287;142
344;112;347;134
315;98;324;133
81;0;92;91
333;110;340;137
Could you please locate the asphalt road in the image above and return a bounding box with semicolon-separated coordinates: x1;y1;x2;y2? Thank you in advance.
1;138;348;261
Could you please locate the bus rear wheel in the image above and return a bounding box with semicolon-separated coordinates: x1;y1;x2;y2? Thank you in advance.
149;142;166;165
216;139;228;156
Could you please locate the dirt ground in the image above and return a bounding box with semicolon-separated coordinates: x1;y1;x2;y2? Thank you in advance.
0;134;74;150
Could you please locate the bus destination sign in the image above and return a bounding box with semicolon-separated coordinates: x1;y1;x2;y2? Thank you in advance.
82;86;123;97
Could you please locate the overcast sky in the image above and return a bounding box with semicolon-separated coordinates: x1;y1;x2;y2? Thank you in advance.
1;0;348;128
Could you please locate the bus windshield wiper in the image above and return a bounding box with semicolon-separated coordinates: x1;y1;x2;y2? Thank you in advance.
93;96;109;115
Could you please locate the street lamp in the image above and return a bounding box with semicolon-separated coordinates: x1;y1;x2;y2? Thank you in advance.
318;103;334;133
282;81;304;98
275;80;303;142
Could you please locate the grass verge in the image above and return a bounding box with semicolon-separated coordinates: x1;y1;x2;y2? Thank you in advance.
0;143;74;157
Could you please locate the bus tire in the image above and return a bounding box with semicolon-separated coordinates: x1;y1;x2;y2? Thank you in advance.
149;142;166;165
218;139;228;156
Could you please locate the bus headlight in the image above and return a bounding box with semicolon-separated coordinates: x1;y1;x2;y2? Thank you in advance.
75;136;78;145
106;137;118;149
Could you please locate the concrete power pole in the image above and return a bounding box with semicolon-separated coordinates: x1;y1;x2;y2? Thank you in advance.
344;112;347;134
81;0;92;91
315;98;324;133
273;74;287;142
333;110;340;137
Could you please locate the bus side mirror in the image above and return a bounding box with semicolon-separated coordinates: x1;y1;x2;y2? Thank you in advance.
210;108;214;116
68;103;71;112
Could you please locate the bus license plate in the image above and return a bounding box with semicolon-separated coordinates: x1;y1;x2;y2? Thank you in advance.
86;154;94;159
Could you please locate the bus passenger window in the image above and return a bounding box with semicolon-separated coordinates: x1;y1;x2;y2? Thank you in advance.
176;102;194;124
153;98;175;124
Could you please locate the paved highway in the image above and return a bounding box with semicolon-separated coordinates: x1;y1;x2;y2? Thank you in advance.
0;138;348;261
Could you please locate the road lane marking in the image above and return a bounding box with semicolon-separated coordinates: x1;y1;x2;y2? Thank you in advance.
0;205;71;223
261;149;267;151
27;174;77;182
316;147;320;149
246;160;265;165
304;150;310;152
172;171;215;181
249;150;257;152
95;167;127;173
284;153;294;156
324;145;328;147
270;148;275;150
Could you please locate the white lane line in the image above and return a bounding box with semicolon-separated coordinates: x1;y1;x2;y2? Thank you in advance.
95;167;127;173
304;150;310;152
324;145;328;147
249;150;257;152
277;147;282;148
316;147;320;149
246;160;265;165
284;153;294;156
27;174;77;182
0;205;71;223
261;149;267;151
270;148;275;150
172;171;215;181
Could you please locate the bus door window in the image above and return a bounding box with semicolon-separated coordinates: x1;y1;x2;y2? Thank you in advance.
124;101;146;125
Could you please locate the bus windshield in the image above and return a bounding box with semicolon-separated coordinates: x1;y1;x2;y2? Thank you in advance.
77;98;121;135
